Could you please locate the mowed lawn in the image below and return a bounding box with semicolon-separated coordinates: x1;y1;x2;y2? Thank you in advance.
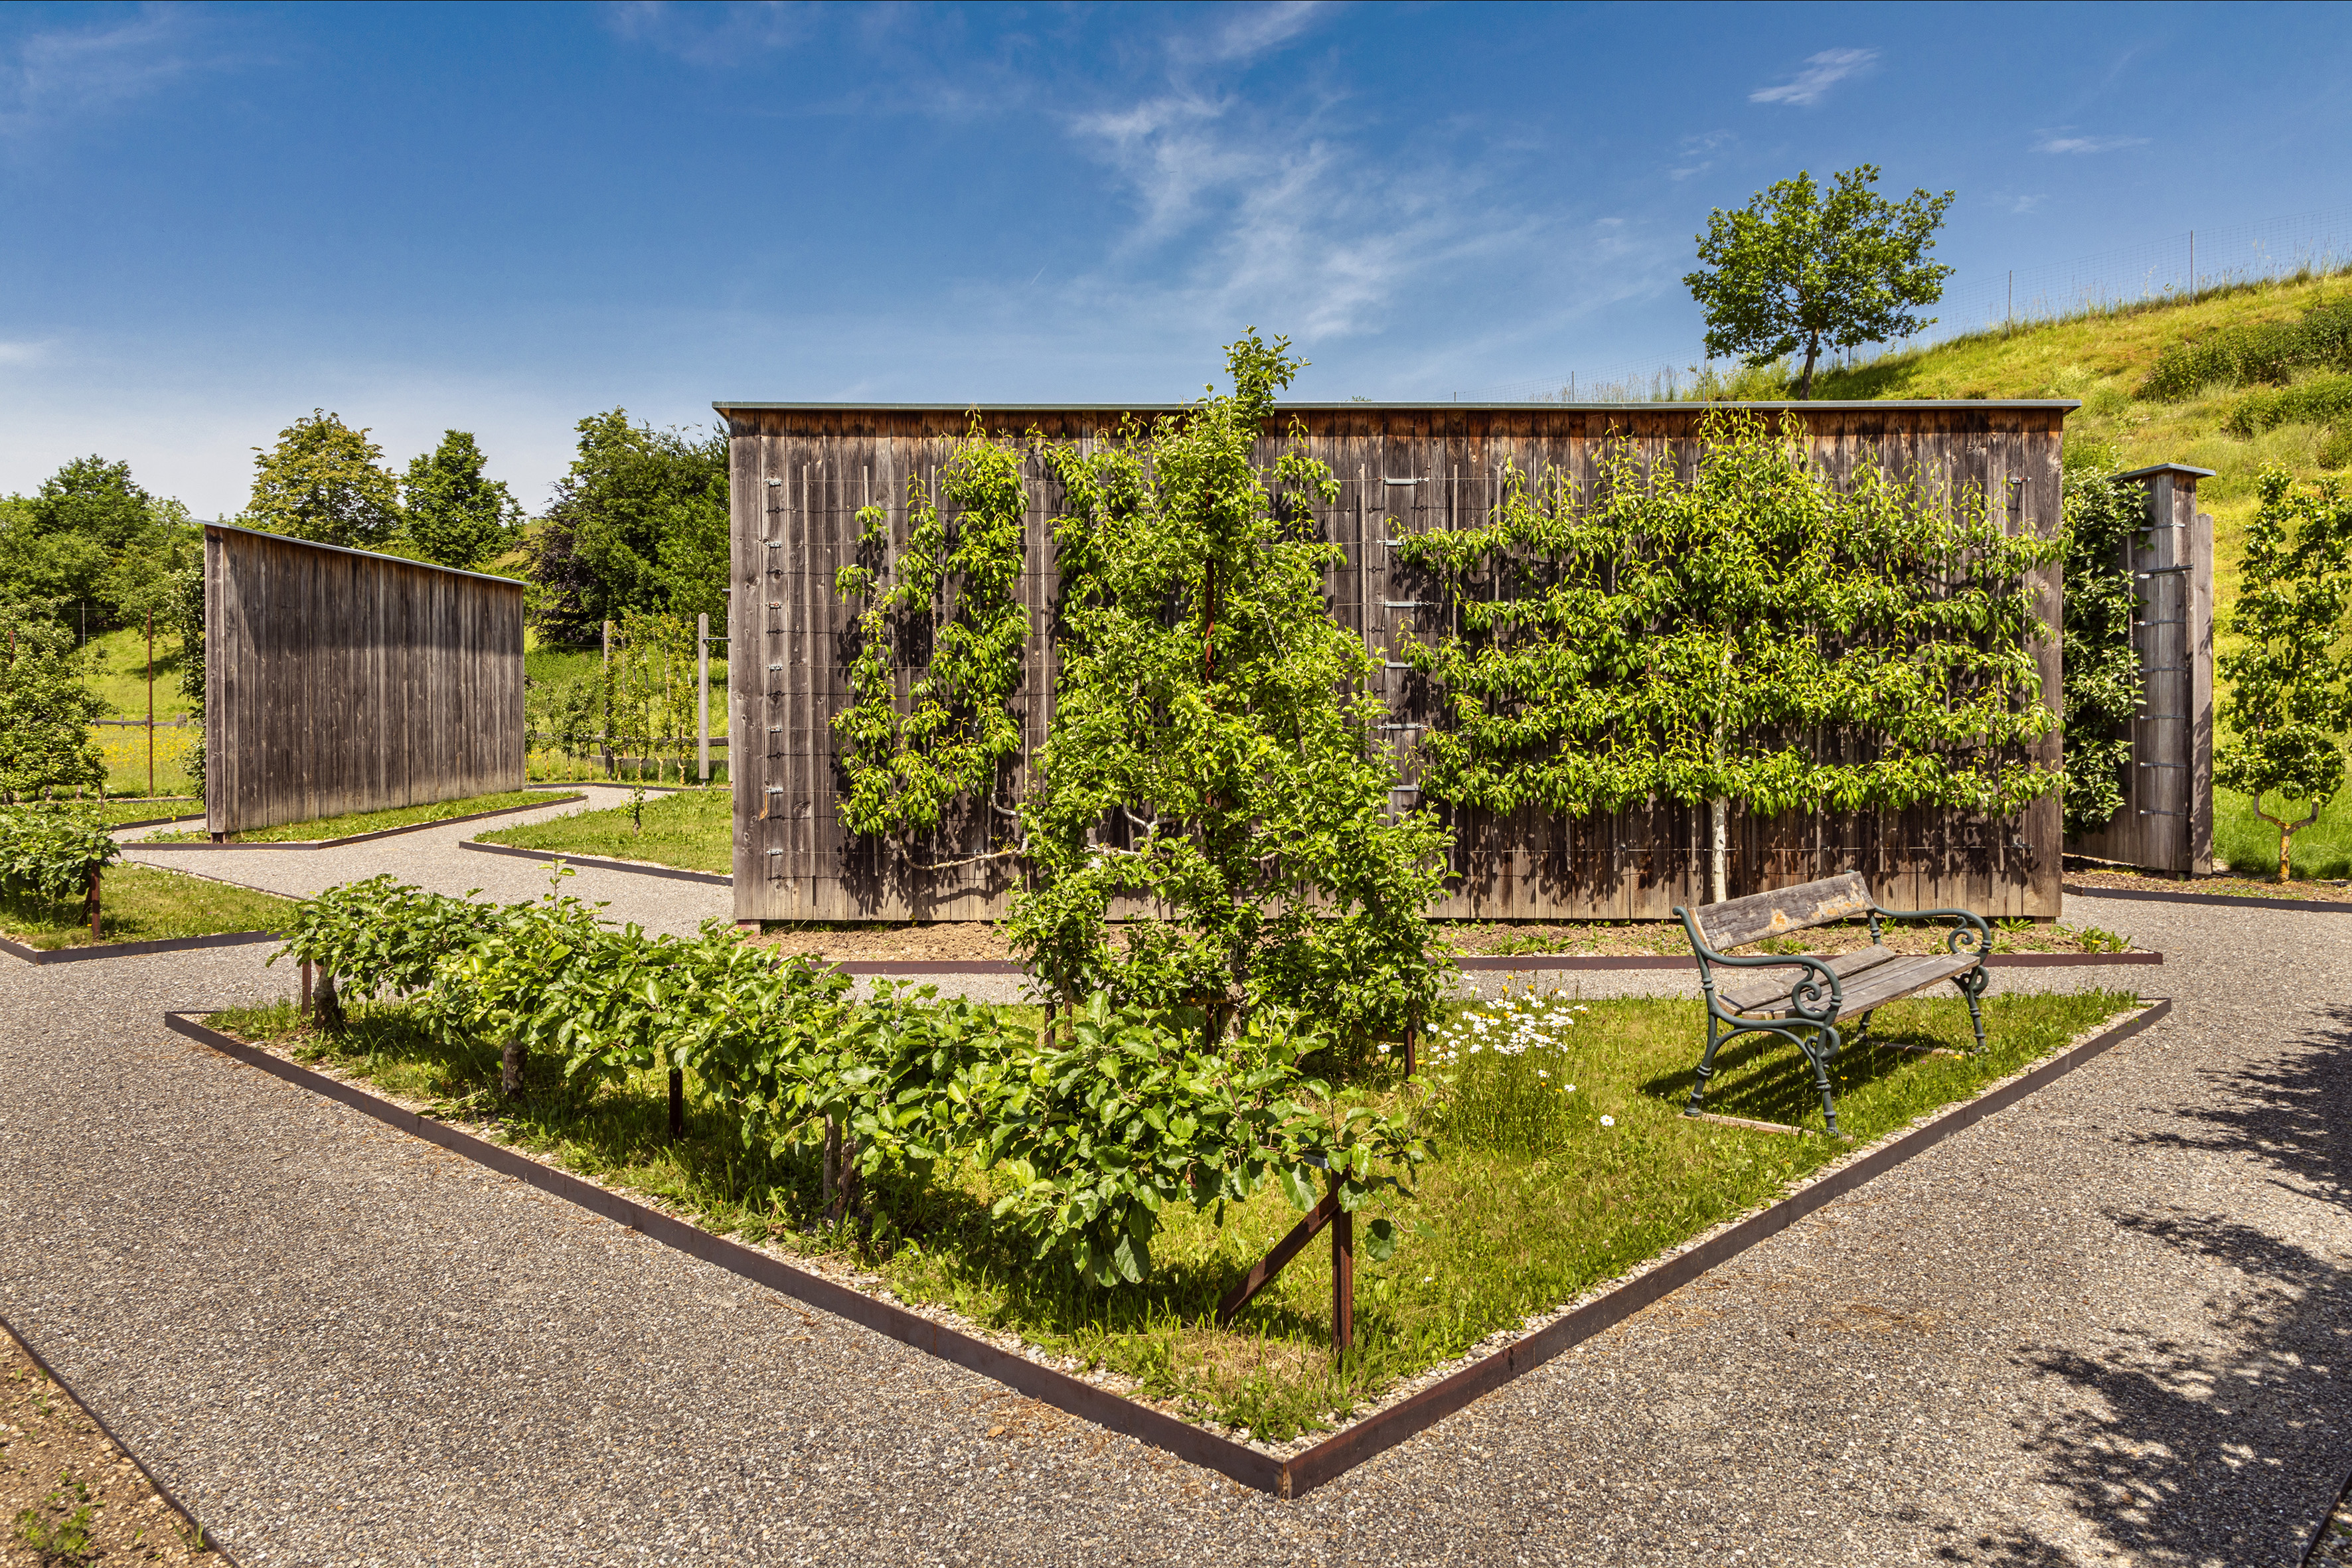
475;787;731;873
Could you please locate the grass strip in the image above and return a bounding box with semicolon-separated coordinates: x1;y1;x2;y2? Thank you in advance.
26;798;202;828
474;787;731;873
211;986;2133;1443
145;788;556;844
1;864;295;949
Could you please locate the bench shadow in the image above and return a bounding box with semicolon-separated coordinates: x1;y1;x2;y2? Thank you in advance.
1633;1018;1937;1129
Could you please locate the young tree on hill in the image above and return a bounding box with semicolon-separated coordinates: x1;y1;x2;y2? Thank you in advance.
524;410;726;646
2217;469;2352;882
248;410;402;549
1685;165;1954;398
30;457;156;552
403;431;522;569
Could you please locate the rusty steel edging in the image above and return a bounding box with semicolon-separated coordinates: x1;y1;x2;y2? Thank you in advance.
2066;882;2352;916
457;840;732;886
135;795;586;852
162;998;2171;1500
0;929;279;967
159;1011;1285;1495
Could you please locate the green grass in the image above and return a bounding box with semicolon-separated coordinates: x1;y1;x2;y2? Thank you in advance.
210;985;2134;1441
67;623;195;721
23;797;201;827
476;786;731;872
147;787;564;844
2215;786;2352;881
1;864;294;949
1810;268;2352;624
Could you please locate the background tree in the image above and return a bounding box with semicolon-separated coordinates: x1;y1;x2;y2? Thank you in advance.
524;410;727;646
0;619;108;800
2215;469;2352;881
1685;165;1954;398
403;430;522;568
247;410;403;549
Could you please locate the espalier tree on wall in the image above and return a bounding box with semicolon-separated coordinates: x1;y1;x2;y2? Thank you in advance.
833;335;1450;1050
2215;469;2352;881
2057;467;2143;838
1392;412;2063;902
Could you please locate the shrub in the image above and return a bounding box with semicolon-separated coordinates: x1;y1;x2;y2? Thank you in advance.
2225;374;2352;437
2140;297;2352;400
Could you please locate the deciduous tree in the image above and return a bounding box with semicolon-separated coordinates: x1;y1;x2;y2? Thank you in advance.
403;431;522;569
1685;165;1953;398
247;410;403;549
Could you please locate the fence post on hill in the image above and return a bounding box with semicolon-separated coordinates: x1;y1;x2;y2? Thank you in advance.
697;612;710;783
601;619;615;781
2069;463;2216;877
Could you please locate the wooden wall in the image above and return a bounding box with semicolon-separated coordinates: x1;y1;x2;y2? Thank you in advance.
720;400;2072;922
2067;465;2216;874
204;524;526;836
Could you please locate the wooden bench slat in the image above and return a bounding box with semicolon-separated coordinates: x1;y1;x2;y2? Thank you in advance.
1720;946;1905;1013
1694;872;1873;951
1821;954;1982;1018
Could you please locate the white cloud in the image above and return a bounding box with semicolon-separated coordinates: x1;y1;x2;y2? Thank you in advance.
0;7;220;141
1171;2;1327;66
605;2;813;68
0;340;52;367
1749;48;1876;107
1670;130;1732;180
2035;132;2148;155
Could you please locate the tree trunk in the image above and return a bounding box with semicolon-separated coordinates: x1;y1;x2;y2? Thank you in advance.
1795;334;1820;399
822;1114;841;1219
668;1066;684;1141
501;1038;524;1098
317;971;343;1029
1710;797;1729;904
86;865;101;941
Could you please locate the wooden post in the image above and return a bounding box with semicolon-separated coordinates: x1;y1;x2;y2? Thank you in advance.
87;864;101;941
601;619;614;780
301;959;313;1020
697;611;710;783
1330;1177;1354;1356
145;610;155;799
668;1066;684;1141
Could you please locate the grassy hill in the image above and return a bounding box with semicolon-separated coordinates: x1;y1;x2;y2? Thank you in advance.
1810;270;2352;878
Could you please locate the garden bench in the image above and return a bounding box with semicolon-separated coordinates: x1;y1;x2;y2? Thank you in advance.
1676;872;1990;1137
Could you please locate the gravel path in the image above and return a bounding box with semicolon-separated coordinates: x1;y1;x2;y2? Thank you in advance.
119;786;731;939
0;888;2344;1565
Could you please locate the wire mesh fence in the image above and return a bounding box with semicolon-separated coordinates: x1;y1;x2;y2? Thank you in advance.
1458;204;2352;404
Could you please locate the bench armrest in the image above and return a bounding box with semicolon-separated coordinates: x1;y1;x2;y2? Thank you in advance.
1676;905;1843;1022
1867;903;1992;960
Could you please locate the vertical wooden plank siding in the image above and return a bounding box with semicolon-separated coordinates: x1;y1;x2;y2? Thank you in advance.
718;402;2075;921
202;524;525;836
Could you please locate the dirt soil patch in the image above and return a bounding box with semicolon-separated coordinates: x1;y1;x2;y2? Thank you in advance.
2065;864;2352;902
1;1324;215;1565
754;916;2138;965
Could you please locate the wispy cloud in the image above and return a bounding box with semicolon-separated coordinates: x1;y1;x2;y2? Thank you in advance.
1170;2;1327;66
2009;193;2047;214
1749;47;1876;107
0;340;51;368
1670;130;1732;181
1064;83;1541;342
2035;131;2148;155
0;7;220;141
605;1;813;68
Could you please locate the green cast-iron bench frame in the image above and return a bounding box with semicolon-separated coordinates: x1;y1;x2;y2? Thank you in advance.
1674;872;1991;1137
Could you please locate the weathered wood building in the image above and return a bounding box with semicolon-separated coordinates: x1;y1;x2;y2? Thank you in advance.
204;522;526;836
718;400;2075;923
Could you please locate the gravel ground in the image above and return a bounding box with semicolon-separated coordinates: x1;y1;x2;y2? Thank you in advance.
0;888;2344;1565
119;786;730;939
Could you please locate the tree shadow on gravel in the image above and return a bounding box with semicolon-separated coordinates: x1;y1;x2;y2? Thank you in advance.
1981;1001;2352;1565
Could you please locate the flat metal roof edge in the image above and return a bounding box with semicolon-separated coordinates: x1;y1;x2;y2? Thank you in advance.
2112;461;2219;481
712;398;2082;414
204;520;529;589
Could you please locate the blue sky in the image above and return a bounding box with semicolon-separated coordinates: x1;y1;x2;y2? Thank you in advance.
4;1;2349;518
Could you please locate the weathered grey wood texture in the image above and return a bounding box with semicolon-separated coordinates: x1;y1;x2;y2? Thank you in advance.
2065;464;2216;875
204;523;525;836
718;401;2071;922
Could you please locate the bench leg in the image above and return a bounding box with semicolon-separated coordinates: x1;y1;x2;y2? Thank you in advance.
1956;966;1989;1054
1851;1010;1875;1048
1686;1012;1730;1115
1798;1025;1844;1137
